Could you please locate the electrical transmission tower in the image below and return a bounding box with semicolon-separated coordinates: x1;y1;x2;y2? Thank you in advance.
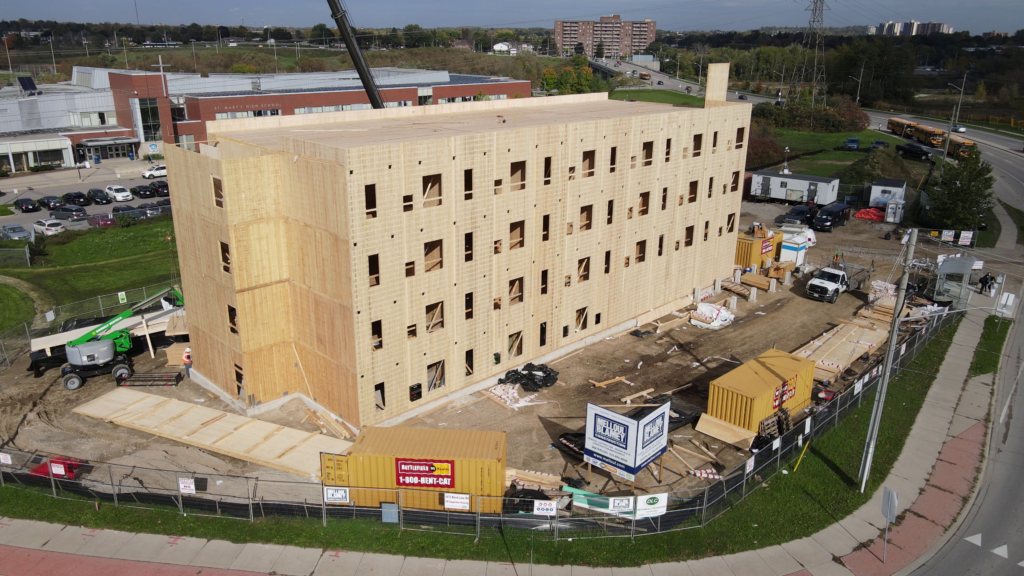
806;0;828;108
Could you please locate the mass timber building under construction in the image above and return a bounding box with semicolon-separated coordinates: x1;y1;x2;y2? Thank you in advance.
166;63;751;430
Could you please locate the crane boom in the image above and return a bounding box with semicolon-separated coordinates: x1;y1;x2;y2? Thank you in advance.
325;0;385;109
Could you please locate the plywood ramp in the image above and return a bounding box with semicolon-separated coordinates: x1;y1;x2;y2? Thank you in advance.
73;388;351;479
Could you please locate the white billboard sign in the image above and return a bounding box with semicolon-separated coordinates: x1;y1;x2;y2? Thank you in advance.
584;402;670;475
323;487;350;504
444;493;471;511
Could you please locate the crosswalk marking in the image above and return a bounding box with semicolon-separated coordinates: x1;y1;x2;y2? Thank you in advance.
992;545;1008;558
965;534;982;546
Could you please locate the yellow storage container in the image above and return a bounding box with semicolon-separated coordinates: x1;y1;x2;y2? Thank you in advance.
735;232;781;269
327;427;507;513
707;349;815;433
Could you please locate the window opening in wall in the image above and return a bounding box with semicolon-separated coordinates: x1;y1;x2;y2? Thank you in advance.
364;184;377;219
540;270;549;294
227;305;238;334
220;242;231;273
539;322;547;347
511;161;526;190
580;205;592;231
464;169;474;200
693;134;703;157
575;307;589;331
465;292;474;319
212;177;224;208
736;127;746;149
425;301;444;332
665;138;672;162
544;156;552;185
642;141;653;166
661;188;667;210
704;221;710;241
410;383;422;402
731;171;740;192
374;383;386;411
708;177;714;198
464;233;474;262
405;261;415;277
509;277;524;305
422;174;442;207
635;240;647;263
719;226;723;237
369;254;380;286
582;150;595;178
508;331;523;357
424;239;443;272
427;360;446;391
566;222;574;235
494;239;502;254
595;313;601;325
567;166;575;181
630;155;637;169
658;234;664;256
689;180;698;203
494;296;502;310
563;325;569;338
607;200;614;224
624;256;630;268
371;320;383;350
578;257;590;282
235;366;244;397
609;146;617;173
407;324;417;339
403;194;413;212
675;240;680;251
728;213;736;233
685;225;695;247
494;179;503;195
604;250;611;273
712;131;719;150
510;221;525;250
639;192;650;216
542;215;550;241
465;350;474;376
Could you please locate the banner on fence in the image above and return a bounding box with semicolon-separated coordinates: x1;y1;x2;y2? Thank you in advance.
178;477;196;495
635;494;669;519
584;402;670;478
323;486;350;504
941;230;954;242
959;231;973;246
745;457;755;474
804;417;812;435
854;380;863;395
0;453;10;465
533;500;557;516
610;496;634;513
396;459;454;488
444;493;471;510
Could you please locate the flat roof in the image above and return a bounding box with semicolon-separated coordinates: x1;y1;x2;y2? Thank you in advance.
216;95;716;152
348;427;505;461
873;178;907;187
182;74;525;99
752;171;839;184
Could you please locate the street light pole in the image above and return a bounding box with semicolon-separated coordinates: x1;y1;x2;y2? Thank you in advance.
848;62;864;103
859;228;917;493
950;73;967;125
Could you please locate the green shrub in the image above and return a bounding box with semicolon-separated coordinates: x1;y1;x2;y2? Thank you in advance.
115;214;136;228
28;165;56;172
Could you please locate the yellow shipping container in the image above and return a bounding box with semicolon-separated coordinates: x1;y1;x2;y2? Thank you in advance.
707;349;815;433
735;232;782;269
324;427;507;513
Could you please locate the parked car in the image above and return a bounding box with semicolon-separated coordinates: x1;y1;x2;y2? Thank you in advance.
86;213;116;227
137;203;162;217
843;137;860;150
870;140;890;149
896;142;932;161
32;219;65;236
111;205;138;214
952;125;967;133
155;198;171;207
104;185;133;201
87;189;113;205
657;80;664;85
738;94;748;100
49;206;88;221
13;198;40;212
142;165;167;179
61;191;92;207
131;185;156;198
36;196;65;210
0;224;31;240
150;181;170;197
812;203;852;232
783;204;819;225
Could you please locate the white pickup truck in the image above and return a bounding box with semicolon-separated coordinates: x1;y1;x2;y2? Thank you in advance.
805;263;872;303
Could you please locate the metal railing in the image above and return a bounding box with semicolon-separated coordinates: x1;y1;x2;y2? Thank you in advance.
0;308;961;542
0;246;30;267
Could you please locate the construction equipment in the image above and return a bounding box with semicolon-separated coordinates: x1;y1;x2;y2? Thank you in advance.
60;287;184;391
325;0;384;109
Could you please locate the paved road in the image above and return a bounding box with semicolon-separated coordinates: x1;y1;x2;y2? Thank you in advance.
592;58;771;104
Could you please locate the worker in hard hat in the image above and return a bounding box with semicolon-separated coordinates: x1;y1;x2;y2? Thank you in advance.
182;347;193;378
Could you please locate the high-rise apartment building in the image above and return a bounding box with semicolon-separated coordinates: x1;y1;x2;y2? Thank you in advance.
554;15;656;58
877;20;952;36
167;64;749;431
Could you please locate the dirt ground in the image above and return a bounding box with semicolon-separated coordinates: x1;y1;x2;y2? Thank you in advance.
0;201;910;493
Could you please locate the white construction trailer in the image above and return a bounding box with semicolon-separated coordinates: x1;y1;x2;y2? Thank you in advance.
751;171;840;205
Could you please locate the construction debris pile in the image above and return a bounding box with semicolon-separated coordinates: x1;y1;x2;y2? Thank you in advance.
497;363;559;392
689;303;735;330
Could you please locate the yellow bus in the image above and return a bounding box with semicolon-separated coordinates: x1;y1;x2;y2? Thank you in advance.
639;71;651;81
947;135;977;158
887;117;916;137
911;124;946;147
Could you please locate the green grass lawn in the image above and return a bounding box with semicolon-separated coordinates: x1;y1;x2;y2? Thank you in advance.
0;204;14;216
0;316;965;566
609;89;705;107
773;150;864;178
1000;200;1024;246
970;315;1012;377
39;217;175;267
976;206;1003;249
0;283;34;332
776;129;904;156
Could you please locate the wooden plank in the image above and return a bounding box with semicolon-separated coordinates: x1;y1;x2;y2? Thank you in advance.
154;405;199;430
690;439;724;464
117;399;173;425
318;411;351;438
620;388;655;404
590;376;626;388
741;273;772;291
667;447;695;471
695;414;756;450
598;404;659;408
182;413;227;437
666;383;694;395
274;431;320;460
485;392;514;411
671;443;712;463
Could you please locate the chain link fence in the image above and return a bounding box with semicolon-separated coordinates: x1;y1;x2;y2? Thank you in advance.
0;308;961;541
0;246;30;267
0;278;180;371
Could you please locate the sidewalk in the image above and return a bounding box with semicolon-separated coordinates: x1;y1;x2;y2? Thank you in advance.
1;157;149;193
0;301;997;576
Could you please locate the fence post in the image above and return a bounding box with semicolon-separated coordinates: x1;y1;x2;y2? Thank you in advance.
98;296;104;316
174;474;184;515
46;456;57;498
553;503;559;541
24;244;30;267
398;490;404;531
0;339;9;370
24;322;31;342
700;485;709;527
474;496;481;543
108;465;118;506
143;286;147;300
321;482;327;528
246;478;254;522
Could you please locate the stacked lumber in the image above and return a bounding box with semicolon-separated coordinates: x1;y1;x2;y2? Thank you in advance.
506;468;563;490
767;261;795;279
720;281;750;298
741;273;772;291
793;322;889;382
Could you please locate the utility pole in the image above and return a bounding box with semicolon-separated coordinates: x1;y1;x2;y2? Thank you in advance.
49;36;56;74
806;0;828;109
848;62;864;103
940;105;956;176
83;32;90;57
151;55;169;97
859;228;917;493
191;41;198;72
776;63;786;103
950;73;967;125
5;35;13;76
123;38;129;69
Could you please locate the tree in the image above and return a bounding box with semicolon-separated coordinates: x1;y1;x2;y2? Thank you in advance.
595;41;605;59
927;150;996;230
311;23;331;45
269;27;292;41
542;68;558;91
201;25;216;42
233;25;250;39
974;80;987;99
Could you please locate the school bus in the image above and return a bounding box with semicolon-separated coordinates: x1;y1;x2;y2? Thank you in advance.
887;117;917;137
639;71;651;80
947;135;978;158
911;124;946;147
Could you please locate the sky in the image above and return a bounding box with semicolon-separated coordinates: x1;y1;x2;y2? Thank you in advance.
10;0;1022;35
